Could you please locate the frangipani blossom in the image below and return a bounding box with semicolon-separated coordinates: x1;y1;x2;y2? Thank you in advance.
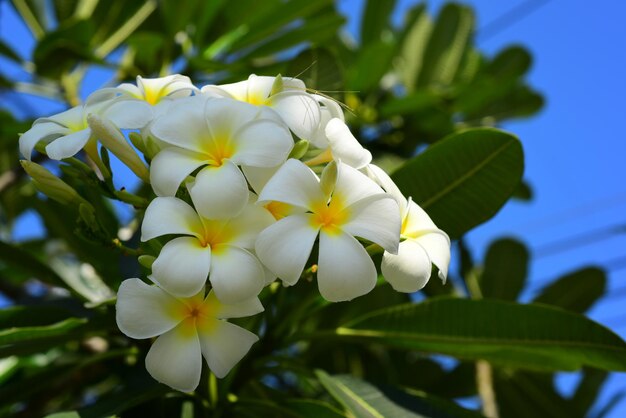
305;118;372;169
367;164;451;292
149;96;294;219
142;196;274;302
309;94;345;148
117;74;197;105
116;279;262;392
201;74;321;140
255;159;401;302
19;98;152;161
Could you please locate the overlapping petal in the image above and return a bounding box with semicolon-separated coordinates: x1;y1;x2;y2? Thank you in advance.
257;159;324;211
342;195;401;254
150;148;207;197
141;197;204;241
203;291;264;319
268;91;321;140
209;245;265;303
198;319;259;378
19;122;67;160
188;161;249;219
45;129;92;160
382;239;432;293
325;118;372;169
333;162;386;208
230;119;293;167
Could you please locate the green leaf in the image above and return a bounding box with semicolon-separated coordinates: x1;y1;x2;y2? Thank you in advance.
512;179;533;201
360;0;396;46
316;371;483;418
0;305;76;329
391;128;524;238
533;267;606;313
479;238;529;300
284;399;346;417
0;318;87;346
0;41;21;62
416;4;474;88
286;48;344;92
43;412;81;418
333;297;626;371
346;39;396;91
0;240;67;288
397;5;431;92
379;91;438;118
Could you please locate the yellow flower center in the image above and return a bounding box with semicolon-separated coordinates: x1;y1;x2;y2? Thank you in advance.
176;293;219;336
246;92;267;106
204;138;236;166
197;220;234;252
264;201;292;220
310;195;349;234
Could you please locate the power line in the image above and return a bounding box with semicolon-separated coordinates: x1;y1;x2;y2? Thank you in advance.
532;223;626;259
477;0;553;42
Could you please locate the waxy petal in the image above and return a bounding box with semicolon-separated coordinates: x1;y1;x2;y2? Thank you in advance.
19;122;67;160
325;118;372;169
402;199;439;237
257;159;325;211
364;164;407;214
150;96;211;153
414;231;450;282
204;98;261;139
45;129;92;160
333;162;386;208
142;197;204;241
203;291;264;319
116;278;185;339
188;160;249;220
382;239;432;293
101;99;153;129
227;201;276;249
230;119;293;167
317;230;377;302
145;320;202;392
269;90;321;140
198;319;258;378
150;147;207;197
255;213;319;285
342;195;401;254
151;237;212;297
209;246;265;303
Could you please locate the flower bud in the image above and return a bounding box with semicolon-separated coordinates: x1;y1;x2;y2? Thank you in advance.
288;139;309;160
87;114;150;183
20;160;86;206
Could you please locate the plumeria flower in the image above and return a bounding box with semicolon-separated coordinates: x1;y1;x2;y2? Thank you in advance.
201;74;321;140
116;278;262;392
141;195;274;302
309;94;345;149
255;159;401;302
305;118;372;169
367;164;450;292
242;165;299;221
149;95;294;219
117;74;197;105
19;97;152;161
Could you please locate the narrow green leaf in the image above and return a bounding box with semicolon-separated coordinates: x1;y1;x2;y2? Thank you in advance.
316;371;483;418
360;0;396;46
416;4;474;88
0;305;76;329
391;128;524;238
379;92;438;117
346;39;396;91
533;267;606;313
0;41;22;62
479;238;529;300
333;297;626;371
0;318;87;346
398;5;431;92
0;241;66;288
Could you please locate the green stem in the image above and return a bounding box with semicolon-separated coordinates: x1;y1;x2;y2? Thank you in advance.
113;190;148;208
11;0;45;39
111;238;142;256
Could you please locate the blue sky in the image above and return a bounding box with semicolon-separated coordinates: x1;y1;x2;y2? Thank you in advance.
2;0;625;415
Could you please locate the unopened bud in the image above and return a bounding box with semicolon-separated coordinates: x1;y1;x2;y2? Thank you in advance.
288;139;309;160
20;160;86;206
320;161;337;198
270;74;284;96
87;114;150;183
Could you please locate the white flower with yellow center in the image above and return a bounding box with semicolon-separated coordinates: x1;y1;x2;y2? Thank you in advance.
255;159;401;302
116;279;262;392
305;117;372;169
149;96;294;219
201;74;321;140
142;195;274;302
117;74;197;105
367;164;451;292
19;97;151;161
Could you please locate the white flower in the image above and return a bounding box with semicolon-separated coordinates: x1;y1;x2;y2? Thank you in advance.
141;195;274;302
149;95;294;219
367;164;451;292
255;159;401;302
116;279;262;392
309;94;345;148
117;74;197;105
202;74;321;140
19;97;152;161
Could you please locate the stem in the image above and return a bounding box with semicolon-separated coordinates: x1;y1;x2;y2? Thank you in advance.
111;238;142;256
11;0;45;39
476;360;499;418
113;190;148;208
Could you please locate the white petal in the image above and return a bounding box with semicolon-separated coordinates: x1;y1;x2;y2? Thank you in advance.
201;81;246;101
309;95;344;149
230;119;293;167
325;118;371;169
317;230;377;302
115;278;185;339
45;129;92;160
342;195;401;254
403;199;439;237
365;164;407;214
247;74;275;102
150;95;211;153
151;237;212;297
382;239;432;293
198;319;258;378
257;159;324;211
19;122;66;160
188;160;249;219
203;291;264;319
150;147;207;196
204;98;261;139
209;246;265;303
145;320;202;392
241;165;279;194
141;197;204;241
255;214;319;285
227;201;276;249
47;106;85;129
414;231;450;282
332;162;386;208
269;91;321;140
101;99;153;129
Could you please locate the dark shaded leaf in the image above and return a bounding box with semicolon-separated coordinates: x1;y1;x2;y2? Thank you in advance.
479;238;529;300
533;267;606;313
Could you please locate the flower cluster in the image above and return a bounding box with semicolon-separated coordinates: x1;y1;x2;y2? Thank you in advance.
19;74;450;392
